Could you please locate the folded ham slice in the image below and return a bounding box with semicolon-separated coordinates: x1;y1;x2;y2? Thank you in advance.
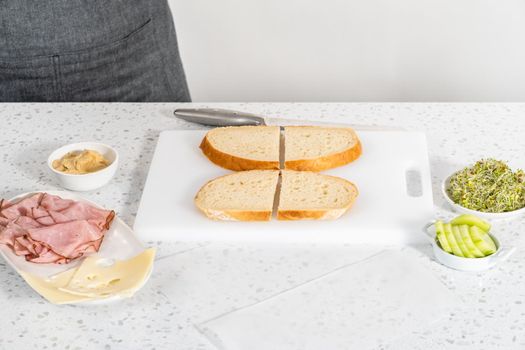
27;221;103;259
0;193;114;264
0;222;26;247
1;193;44;220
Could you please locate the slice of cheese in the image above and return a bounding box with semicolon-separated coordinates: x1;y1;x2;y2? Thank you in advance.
59;248;156;298
20;268;92;305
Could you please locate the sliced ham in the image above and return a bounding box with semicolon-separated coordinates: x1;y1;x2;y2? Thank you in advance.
40;193;76;212
26;247;67;264
31;206;50;219
0;193;114;264
0;193;44;220
14;235;38;256
13;239;30;256
0;217;10;227
15;216;42;229
74;236;104;256
27;220;103;259
48;210;70;223
48;201;114;229
35;216;56;226
0;222;26;247
0;199;9;210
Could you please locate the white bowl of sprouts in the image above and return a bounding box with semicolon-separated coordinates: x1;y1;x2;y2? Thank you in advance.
442;159;525;220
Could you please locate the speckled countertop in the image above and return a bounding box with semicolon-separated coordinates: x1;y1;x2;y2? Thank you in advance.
1;103;524;350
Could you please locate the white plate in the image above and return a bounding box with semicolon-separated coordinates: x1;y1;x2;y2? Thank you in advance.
442;175;525;220
0;191;151;304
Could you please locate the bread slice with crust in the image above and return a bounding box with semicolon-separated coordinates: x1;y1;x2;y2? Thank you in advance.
195;170;358;221
194;170;280;221
284;126;362;171
200;126;280;171
277;170;358;220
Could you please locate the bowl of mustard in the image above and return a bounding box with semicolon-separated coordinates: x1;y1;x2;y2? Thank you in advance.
47;142;119;191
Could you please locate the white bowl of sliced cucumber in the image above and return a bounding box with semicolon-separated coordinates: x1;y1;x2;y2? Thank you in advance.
423;215;515;272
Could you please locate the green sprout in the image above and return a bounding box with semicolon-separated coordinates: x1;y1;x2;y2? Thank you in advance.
448;159;525;213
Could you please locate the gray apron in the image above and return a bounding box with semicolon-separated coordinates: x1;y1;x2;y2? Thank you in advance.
0;0;191;102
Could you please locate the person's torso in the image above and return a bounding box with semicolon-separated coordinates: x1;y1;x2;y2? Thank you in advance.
0;0;163;57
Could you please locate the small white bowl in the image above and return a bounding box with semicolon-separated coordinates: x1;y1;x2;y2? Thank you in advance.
442;174;525;220
47;142;119;191
423;222;515;272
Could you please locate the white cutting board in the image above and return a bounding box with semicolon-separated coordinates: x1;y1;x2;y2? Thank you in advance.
134;130;433;244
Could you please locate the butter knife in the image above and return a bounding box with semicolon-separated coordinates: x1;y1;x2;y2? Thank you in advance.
173;108;401;130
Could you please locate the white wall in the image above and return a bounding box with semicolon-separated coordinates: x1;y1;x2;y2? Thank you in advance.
169;0;525;102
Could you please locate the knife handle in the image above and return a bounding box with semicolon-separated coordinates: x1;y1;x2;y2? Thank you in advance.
173;108;266;127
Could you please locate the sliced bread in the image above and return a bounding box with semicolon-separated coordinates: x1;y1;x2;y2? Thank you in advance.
194;170;280;221
284;126;362;171
200;126;280;171
277;170;358;220
195;170;358;221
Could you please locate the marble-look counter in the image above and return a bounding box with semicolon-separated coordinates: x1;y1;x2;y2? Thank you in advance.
0;103;524;349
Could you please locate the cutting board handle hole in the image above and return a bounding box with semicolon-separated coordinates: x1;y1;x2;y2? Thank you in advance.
405;169;423;197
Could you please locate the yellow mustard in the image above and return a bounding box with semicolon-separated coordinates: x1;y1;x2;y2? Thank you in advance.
52;150;110;174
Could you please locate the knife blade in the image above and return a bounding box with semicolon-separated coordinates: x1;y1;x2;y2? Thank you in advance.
173;108;402;131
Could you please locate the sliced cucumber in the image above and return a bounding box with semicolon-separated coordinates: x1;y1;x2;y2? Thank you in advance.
452;225;474;258
444;223;464;257
450;214;491;233
435;220;452;253
469;226;497;256
481;234;497;254
458;224;485;258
